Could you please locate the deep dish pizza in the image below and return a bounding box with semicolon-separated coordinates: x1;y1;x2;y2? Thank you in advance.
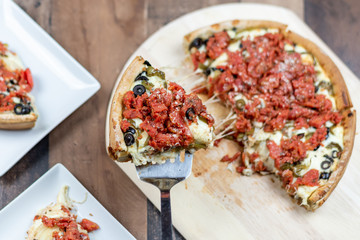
107;56;215;166
183;20;356;210
0;41;37;129
27;186;99;240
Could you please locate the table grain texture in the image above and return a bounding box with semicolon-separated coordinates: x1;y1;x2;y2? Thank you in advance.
1;0;359;239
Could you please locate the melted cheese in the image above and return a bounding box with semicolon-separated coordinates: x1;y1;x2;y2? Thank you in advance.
235;28;279;41
0;49;37;115
296;186;318;205
189;117;215;145
0;50;24;71
206;28;345;207
210;52;228;68
26;186;89;240
124;64;214;166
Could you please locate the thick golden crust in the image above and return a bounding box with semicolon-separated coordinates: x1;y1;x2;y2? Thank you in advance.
183;19;288;54
307;109;356;210
0;112;37;129
107;56;145;162
284;32;355;210
183;20;356;210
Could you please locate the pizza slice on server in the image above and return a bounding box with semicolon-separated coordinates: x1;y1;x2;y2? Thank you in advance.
0;42;37;129
107;56;215;166
183;20;356;210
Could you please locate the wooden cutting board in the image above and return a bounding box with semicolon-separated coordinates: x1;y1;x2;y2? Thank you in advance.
107;4;360;239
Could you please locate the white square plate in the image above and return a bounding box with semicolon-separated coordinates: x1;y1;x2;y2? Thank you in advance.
0;163;135;239
0;0;100;176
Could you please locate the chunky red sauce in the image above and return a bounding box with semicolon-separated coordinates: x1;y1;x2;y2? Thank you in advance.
191;30;342;189
0;42;34;113
121;82;214;151
40;206;99;240
0;42;7;56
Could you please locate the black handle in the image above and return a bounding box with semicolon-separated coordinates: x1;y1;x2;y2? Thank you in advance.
161;190;173;240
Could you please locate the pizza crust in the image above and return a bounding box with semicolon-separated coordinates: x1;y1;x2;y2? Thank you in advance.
183;20;287;54
307;109;356;210
0;47;38;130
107;56;146;162
0;112;37;129
183;19;356;210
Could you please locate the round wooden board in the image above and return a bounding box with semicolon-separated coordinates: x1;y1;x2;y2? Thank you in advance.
105;3;360;239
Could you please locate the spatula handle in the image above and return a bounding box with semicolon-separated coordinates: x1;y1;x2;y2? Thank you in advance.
161;190;173;240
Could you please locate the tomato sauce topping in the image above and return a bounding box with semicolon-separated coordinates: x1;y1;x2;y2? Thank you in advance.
121;82;214;151
191;30;343;188
0;42;7;55
191;32;341;132
39;206;98;240
0;43;34;113
80;219;100;232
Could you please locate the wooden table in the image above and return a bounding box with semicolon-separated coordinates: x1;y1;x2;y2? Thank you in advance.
1;0;359;239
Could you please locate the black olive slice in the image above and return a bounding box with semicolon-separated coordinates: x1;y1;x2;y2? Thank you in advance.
14;104;31;115
331;150;338;159
135;76;149;81
133;85;146;97
124;133;135;146
239;42;243;49
319;172;330;180
314;85;319;93
186;108;195;120
144;60;151;67
321;160;332;170
135;72;148;81
22;105;31;114
205;68;211;76
211;67;224;72
325;127;330;140
189;38;203;50
297;133;305;138
126;127;136;134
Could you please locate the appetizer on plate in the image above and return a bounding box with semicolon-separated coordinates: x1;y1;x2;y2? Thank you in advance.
183;20;356;210
0;41;37;129
27;185;99;240
107;56;215;166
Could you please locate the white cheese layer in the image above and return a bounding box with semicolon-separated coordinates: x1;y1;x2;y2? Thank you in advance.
296;186;318;205
189;117;214;145
126;116;215;166
124;65;214;166
0;50;24;71
206;28;345;208
235;28;279;41
26;186;89;240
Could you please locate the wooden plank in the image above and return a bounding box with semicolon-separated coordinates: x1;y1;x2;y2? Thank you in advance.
146;0;240;35
305;0;360;77
0;138;49;209
242;0;304;19
46;1;148;239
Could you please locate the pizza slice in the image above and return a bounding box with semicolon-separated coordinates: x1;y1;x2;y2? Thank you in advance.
26;186;99;240
183;20;356;210
0;41;37;130
107;56;215;166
